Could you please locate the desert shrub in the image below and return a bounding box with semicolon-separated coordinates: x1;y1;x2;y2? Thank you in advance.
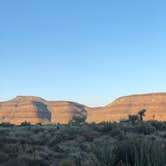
80;142;91;152
69;115;86;124
0;152;9;163
110;128;124;139
31;126;45;134
88;122;102;132
36;123;42;126
3;158;49;166
20;122;32;127
82;130;98;142
120;125;134;134
92;140;117;166
0;128;11;136
0;123;14;127
148;120;166;131
0;121;166;165
69;151;83;166
135;123;156;135
99;122;114;132
115;137;166;166
62;125;81;140
60;159;73;166
49;137;62;147
28;159;49;166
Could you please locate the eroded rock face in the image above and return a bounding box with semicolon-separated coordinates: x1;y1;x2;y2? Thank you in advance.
1;93;166;124
0;96;50;124
0;96;87;124
87;93;166;123
47;101;87;124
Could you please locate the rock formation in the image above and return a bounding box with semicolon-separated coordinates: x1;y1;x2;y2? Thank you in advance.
87;93;166;122
1;93;166;124
0;96;87;124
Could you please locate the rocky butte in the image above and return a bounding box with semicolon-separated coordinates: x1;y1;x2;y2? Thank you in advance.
0;93;166;124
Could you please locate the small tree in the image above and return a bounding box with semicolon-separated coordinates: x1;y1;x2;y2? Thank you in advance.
138;109;146;121
70;115;86;124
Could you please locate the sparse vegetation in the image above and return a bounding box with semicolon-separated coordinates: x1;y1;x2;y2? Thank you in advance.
128;109;147;125
69;115;86;124
138;109;146;121
0;119;165;165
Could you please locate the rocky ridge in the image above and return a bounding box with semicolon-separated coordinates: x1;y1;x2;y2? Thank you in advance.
1;93;166;124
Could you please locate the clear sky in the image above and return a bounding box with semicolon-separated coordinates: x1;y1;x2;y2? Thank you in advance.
0;0;166;106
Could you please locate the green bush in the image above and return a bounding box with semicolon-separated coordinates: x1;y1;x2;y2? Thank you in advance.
69;115;86;124
93;141;117;166
135;123;156;135
116;138;166;166
20;122;32;127
100;122;114;132
0;152;9;163
0;123;14;127
60;160;73;166
0;121;165;165
148;120;166;130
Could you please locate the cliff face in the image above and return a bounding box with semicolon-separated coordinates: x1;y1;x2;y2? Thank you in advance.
1;93;166;124
105;93;166;122
47;101;87;124
0;96;51;124
87;93;166;123
0;96;87;124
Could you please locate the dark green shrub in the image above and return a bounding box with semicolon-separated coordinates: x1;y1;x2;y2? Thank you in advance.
0;152;9;163
62;126;81;140
117;138;166;166
60;159;73;166
93;141;117;166
100;122;114;132
110;128;124;138
20;122;32;127
128;115;139;125
135;123;156;135
0;120;165;166
3;158;49;166
69;115;86;124
0;123;14;127
148;120;166;130
82;130;98;142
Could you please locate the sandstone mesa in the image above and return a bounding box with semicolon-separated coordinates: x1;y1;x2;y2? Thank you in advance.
0;93;166;124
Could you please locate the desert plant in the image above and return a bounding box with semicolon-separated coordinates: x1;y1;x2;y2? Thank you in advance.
100;122;114;132
20;121;32;126
128;115;139;125
135;123;156;135
70;115;86;124
138;109;146;121
93;141;117;166
60;159;73;166
148;120;166;130
0;120;165;165
0;122;14;127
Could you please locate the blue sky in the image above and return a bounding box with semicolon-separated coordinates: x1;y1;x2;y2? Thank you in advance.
0;0;166;106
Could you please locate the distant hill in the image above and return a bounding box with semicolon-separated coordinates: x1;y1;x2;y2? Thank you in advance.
1;93;166;124
0;96;87;124
87;92;166;122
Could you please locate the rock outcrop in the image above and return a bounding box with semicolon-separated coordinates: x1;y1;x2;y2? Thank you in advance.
87;93;166;122
1;93;166;124
0;96;87;124
47;101;87;124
